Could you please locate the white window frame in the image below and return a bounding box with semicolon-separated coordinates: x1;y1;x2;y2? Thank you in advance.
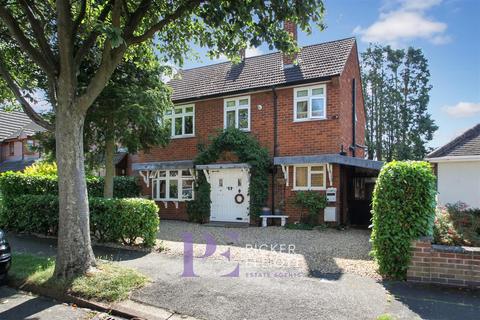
165;104;195;138
223;95;251;131
293;84;327;122
151;169;195;201
293;164;327;191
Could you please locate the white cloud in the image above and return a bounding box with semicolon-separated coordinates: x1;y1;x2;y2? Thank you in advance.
354;0;450;46
401;0;442;11
442;102;480;118
246;46;263;57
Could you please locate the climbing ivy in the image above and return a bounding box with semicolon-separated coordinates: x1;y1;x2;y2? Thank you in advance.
186;128;271;223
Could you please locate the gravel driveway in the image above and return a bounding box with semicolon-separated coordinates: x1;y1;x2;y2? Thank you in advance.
156;221;379;278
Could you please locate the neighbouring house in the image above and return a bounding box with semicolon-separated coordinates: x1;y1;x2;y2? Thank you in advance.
130;24;383;225
0;110;46;173
427;123;480;208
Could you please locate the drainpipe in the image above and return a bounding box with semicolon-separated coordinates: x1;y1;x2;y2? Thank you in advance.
271;86;278;213
351;78;356;157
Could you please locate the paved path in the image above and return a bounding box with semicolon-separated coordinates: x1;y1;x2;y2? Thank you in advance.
0;286;122;320
7;233;480;320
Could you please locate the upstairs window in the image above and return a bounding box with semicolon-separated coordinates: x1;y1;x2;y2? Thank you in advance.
293;164;326;190
152;169;195;201
294;84;326;121
165;105;194;138
224;96;250;131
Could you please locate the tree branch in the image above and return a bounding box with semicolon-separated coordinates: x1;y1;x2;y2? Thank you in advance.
126;0;201;44
72;0;87;37
73;0;113;69
0;56;54;130
0;5;56;76
18;0;57;72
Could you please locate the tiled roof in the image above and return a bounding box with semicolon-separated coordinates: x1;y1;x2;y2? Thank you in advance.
427;123;480;158
0;159;37;173
0;110;46;142
169;37;356;103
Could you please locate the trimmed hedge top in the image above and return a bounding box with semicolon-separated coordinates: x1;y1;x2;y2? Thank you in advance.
371;161;437;279
0;171;140;199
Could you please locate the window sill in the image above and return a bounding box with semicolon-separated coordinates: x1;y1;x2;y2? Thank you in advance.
170;134;195;139
293;118;327;123
292;187;326;191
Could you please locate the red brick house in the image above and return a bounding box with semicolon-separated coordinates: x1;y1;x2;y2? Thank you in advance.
0;111;45;173
131;29;382;226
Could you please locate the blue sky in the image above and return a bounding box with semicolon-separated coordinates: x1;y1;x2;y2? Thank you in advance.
180;0;480;148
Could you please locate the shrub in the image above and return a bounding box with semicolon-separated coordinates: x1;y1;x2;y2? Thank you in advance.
1;195;159;247
0;171;140;200
24;161;57;176
90;197;159;247
371;161;436;279
284;223;315;230
292;191;327;224
433;202;480;247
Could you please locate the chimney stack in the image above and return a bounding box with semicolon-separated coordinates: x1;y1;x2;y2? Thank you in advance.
283;20;297;67
239;47;246;62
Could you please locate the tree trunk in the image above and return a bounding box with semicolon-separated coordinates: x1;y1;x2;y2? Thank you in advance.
54;106;96;278
103;122;115;198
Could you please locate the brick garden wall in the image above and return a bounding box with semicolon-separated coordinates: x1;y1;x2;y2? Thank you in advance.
407;237;480;288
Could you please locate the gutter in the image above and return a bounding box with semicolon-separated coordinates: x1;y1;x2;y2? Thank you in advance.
427;155;480;163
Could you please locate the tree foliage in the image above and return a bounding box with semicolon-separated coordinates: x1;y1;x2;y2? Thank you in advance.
0;0;326;278
371;161;436;279
361;45;438;161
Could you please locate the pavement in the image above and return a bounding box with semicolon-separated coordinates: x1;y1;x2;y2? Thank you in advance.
0;286;124;320
6;233;480;320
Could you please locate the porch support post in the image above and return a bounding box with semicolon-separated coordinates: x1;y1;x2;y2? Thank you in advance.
139;170;150;187
327;163;333;187
281;165;289;186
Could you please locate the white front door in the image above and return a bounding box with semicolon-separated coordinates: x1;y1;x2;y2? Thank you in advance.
209;168;250;223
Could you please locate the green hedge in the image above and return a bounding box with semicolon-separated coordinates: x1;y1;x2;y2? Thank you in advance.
0;172;140;199
1;195;159;247
371;161;436;279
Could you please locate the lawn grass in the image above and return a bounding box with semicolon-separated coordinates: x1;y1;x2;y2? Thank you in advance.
10;253;148;302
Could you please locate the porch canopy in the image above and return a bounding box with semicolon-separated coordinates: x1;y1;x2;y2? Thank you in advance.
132;159;194;171
196;163;251;170
273;154;383;170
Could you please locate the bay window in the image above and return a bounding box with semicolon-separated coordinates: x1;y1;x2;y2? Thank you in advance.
293;84;326;121
152;169;195;201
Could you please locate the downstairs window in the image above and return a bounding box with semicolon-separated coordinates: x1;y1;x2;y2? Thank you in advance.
152;169;195;201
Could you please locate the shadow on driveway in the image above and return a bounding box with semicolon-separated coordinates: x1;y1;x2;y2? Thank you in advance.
383;281;480;320
6;232;149;262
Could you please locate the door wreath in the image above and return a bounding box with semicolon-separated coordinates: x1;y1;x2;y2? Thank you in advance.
235;193;245;204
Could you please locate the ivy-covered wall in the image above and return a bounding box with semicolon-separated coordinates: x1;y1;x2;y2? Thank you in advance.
186;128;271;223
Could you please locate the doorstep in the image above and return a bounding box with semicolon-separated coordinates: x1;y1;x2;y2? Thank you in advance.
203;221;250;228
